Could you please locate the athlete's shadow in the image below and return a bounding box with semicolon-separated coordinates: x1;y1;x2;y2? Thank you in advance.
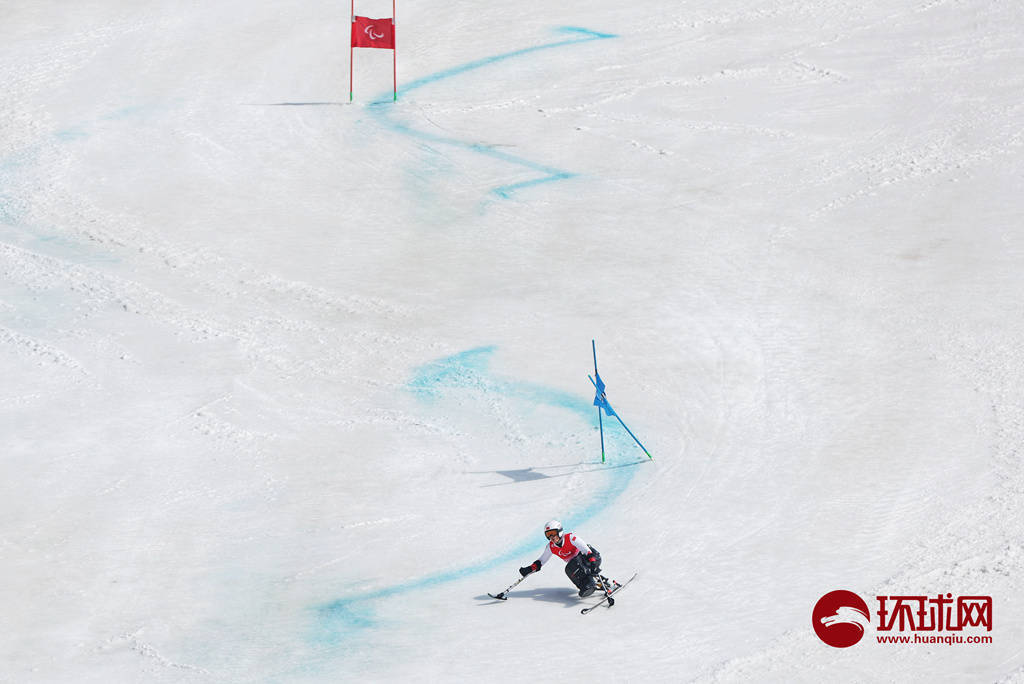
516;587;581;607
245;102;349;106
477;587;580;608
472;459;648;488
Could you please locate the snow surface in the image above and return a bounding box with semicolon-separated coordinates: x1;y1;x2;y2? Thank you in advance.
2;0;1023;681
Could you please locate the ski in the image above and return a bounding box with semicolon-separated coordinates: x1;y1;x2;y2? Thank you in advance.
581;572;637;614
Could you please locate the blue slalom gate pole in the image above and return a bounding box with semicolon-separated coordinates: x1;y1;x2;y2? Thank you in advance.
589;374;651;459
590;340;653;461
589;375;606;463
592;341;605;463
613;413;652;459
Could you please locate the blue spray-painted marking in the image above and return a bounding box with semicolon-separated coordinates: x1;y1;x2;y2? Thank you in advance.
54;127;89;142
313;346;643;649
2;100;171;243
408;345;583;413
0;147;38;226
0;192;20;225
364;27;617;199
397;27;616;97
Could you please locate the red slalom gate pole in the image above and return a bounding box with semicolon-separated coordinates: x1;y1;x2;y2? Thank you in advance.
392;0;397;101
349;0;355;101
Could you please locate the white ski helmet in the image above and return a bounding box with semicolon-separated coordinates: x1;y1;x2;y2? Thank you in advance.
544;520;563;540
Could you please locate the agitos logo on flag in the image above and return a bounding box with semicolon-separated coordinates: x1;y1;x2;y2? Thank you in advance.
351;16;394;49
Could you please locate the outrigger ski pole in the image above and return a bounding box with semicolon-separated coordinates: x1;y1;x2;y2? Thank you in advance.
488;574;528;600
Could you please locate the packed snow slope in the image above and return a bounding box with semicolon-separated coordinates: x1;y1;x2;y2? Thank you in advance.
2;0;1023;681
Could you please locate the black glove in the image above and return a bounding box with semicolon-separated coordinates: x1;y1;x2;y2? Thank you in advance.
519;560;541;576
582;554;600;571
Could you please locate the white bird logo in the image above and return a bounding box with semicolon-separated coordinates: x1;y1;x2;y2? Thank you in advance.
365;25;384;40
820;606;870;632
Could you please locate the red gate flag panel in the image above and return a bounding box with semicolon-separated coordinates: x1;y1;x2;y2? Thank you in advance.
352;16;395;49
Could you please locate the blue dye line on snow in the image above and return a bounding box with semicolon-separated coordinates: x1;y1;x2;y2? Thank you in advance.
313;346;643;646
0;147;37;226
2;100;172;238
364;26;616;199
398;27;616;96
408;345;583;412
